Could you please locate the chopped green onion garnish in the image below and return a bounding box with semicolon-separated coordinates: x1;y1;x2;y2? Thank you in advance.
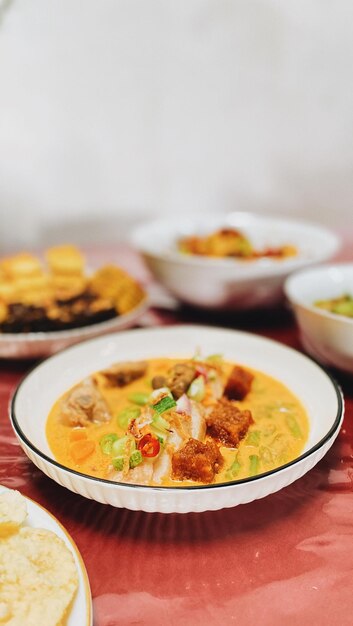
99;433;118;455
228;462;241;478
259;446;274;465
150;425;167;445
117;406;141;429
112;435;135;457
112;456;124;471
187;375;205;402
285;415;302;438
249;454;260;476
152;413;170;431
153;395;176;414
246;430;261;446
129;450;143;468
127;391;150;406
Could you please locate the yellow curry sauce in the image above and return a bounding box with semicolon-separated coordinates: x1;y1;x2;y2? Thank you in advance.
46;358;309;486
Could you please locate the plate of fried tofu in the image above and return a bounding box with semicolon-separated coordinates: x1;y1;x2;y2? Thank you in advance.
0;486;92;625
0;245;148;358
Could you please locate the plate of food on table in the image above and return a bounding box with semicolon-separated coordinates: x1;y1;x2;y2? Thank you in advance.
132;212;340;310
10;325;343;514
0;244;147;358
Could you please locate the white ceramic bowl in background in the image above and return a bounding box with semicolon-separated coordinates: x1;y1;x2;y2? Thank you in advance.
285;263;353;374
131;213;340;310
10;326;343;514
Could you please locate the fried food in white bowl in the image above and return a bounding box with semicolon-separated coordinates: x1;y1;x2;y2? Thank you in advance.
132;212;339;310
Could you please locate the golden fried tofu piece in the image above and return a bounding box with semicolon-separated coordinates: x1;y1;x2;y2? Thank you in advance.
45;245;85;275
89;265;145;314
50;274;87;300
0;282;19;304
89;265;128;300
11;274;51;307
114;283;145;314
0;253;42;279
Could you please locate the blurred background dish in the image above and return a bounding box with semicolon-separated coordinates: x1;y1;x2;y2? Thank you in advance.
0;298;148;359
285;263;353;374
0;245;148;358
10;325;343;513
132;212;340;310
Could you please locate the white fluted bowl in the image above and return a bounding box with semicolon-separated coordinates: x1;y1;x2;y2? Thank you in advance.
10;326;343;513
132;212;340;310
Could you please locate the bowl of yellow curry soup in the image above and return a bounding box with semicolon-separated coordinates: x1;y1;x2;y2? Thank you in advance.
0;245;148;358
10;326;343;513
285;263;353;374
131;212;340;311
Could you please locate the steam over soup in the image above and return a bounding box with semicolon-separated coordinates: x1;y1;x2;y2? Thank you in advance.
46;355;309;486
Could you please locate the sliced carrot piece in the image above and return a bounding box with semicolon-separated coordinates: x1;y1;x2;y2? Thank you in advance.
70;428;87;442
70;439;95;462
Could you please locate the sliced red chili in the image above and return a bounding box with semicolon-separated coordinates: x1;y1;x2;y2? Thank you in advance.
138;433;160;458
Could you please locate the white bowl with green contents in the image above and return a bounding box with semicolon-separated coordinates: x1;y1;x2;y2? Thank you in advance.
285;263;353;374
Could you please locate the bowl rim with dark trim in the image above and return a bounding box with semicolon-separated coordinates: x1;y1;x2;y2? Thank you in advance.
9;325;344;513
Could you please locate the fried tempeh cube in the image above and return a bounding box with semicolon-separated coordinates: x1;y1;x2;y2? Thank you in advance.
223;365;254;400
206;398;253;447
172;438;223;483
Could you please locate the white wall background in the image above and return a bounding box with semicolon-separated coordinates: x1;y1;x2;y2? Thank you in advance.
0;0;352;252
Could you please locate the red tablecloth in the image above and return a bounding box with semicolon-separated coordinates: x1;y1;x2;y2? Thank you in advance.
1;241;353;626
